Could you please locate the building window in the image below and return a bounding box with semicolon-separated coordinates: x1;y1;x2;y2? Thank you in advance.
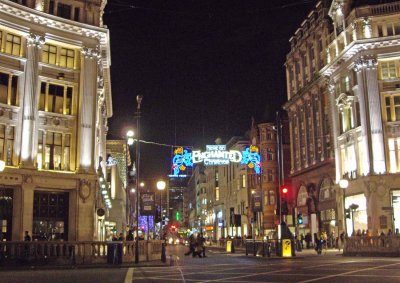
385;94;400;122
0;125;15;166
0;72;18;106
268;190;275;205
215;186;219;201
297;186;308;206
5;33;21;56
74;7;80;21
59;48;74;68
33;191;69;241
267;169;273;182
267;148;274;161
386;22;400;36
38;131;71;171
57;3;71;19
42;44;57;65
381;61;397;79
39;82;73;115
388;138;400;173
241;174;246;188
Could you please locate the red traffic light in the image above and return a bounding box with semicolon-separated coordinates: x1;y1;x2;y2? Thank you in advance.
282;187;288;194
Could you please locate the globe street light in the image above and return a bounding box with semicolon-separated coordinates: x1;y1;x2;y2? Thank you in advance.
157;180;166;239
126;130;135;146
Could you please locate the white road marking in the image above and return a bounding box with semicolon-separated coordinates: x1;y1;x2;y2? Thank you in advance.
298;261;400;283
124;267;134;283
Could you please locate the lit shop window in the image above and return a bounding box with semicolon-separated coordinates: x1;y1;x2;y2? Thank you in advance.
37;131;71;171
0;72;18;106
385;94;400;122
42;44;75;69
380;61;397;80
39;82;73;115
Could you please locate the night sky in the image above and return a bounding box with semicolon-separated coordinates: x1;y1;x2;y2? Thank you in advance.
104;0;317;180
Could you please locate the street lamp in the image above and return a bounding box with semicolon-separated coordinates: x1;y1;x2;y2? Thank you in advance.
339;179;349;235
134;95;143;264
349;203;359;236
157;180;166;239
126;130;135;145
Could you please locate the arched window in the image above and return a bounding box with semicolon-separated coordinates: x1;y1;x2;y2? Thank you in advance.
319;178;333;201
297;185;308;206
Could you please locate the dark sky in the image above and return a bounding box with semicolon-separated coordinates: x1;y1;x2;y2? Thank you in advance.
104;0;317;180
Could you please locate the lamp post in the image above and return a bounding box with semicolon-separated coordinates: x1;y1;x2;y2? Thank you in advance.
134;95;143;264
126;130;134;228
349;203;359;236
339;179;349;235
157;180;166;239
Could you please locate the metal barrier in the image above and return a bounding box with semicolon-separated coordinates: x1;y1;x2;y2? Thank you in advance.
344;235;400;256
0;240;163;266
245;239;275;257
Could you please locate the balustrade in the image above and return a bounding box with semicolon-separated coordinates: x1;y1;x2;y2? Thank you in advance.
344;235;400;256
0;240;163;266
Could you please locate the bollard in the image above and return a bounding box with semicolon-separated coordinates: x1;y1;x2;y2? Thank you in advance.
245;241;248;256
253;239;256;256
161;243;166;263
231;241;235;253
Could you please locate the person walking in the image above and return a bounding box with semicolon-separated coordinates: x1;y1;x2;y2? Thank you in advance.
184;234;196;256
24;231;31;242
198;233;207;257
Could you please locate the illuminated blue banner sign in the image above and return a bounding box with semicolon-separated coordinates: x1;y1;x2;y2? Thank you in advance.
171;147;193;177
241;145;261;174
193;145;242;166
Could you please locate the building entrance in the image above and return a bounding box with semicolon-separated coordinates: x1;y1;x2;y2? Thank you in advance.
33;191;69;241
0;188;13;241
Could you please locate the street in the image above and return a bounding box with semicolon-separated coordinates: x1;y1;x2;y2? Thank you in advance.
1;245;400;282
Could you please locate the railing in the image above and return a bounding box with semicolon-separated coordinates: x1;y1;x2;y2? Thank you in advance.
0;240;163;266
344;236;400;256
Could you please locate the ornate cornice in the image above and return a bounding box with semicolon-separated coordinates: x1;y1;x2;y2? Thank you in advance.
81;47;101;61
354;56;377;72
27;33;45;48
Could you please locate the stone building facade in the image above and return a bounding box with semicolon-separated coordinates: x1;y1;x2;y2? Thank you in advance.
0;0;112;241
285;0;400;238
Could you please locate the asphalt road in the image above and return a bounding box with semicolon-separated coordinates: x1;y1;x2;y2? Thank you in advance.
1;245;400;282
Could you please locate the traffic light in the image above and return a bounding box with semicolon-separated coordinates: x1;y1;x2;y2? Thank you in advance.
345;208;351;219
281;186;288;195
297;213;303;225
171;225;177;231
175;211;181;221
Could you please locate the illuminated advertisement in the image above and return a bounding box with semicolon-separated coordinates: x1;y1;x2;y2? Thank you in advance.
171;146;193;176
140;192;155;216
241;145;261;174
192;145;242;166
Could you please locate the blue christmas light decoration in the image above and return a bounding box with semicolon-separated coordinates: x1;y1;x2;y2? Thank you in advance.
241;145;261;174
171;147;193;176
139;215;154;233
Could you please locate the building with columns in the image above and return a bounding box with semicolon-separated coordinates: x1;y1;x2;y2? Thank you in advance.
285;0;400;238
0;0;112;241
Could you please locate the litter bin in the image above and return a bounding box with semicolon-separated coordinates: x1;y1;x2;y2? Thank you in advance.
281;239;292;257
107;242;123;264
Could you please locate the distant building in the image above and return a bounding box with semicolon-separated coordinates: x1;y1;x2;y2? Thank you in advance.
0;0;112;241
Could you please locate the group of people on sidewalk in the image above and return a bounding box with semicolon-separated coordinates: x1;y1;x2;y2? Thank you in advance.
184;234;207;258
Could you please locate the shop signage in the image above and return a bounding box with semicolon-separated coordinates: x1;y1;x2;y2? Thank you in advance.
192;145;242;166
140;192;155;216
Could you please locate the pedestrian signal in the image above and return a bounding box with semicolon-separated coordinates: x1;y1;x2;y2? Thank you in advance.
297;213;303;225
345;208;351;219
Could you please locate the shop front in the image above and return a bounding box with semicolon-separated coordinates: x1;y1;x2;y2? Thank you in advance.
0;188;13;241
345;194;367;236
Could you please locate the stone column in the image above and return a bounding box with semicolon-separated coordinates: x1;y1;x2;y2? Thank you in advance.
355;56;385;174
20;33;44;168
328;82;341;183
77;47;99;173
288;112;295;174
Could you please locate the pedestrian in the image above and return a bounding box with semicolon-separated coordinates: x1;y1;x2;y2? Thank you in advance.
126;230;134;241
184;234;196;256
198;233;207;257
118;232;124;241
24;231;31;241
305;233;311;249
